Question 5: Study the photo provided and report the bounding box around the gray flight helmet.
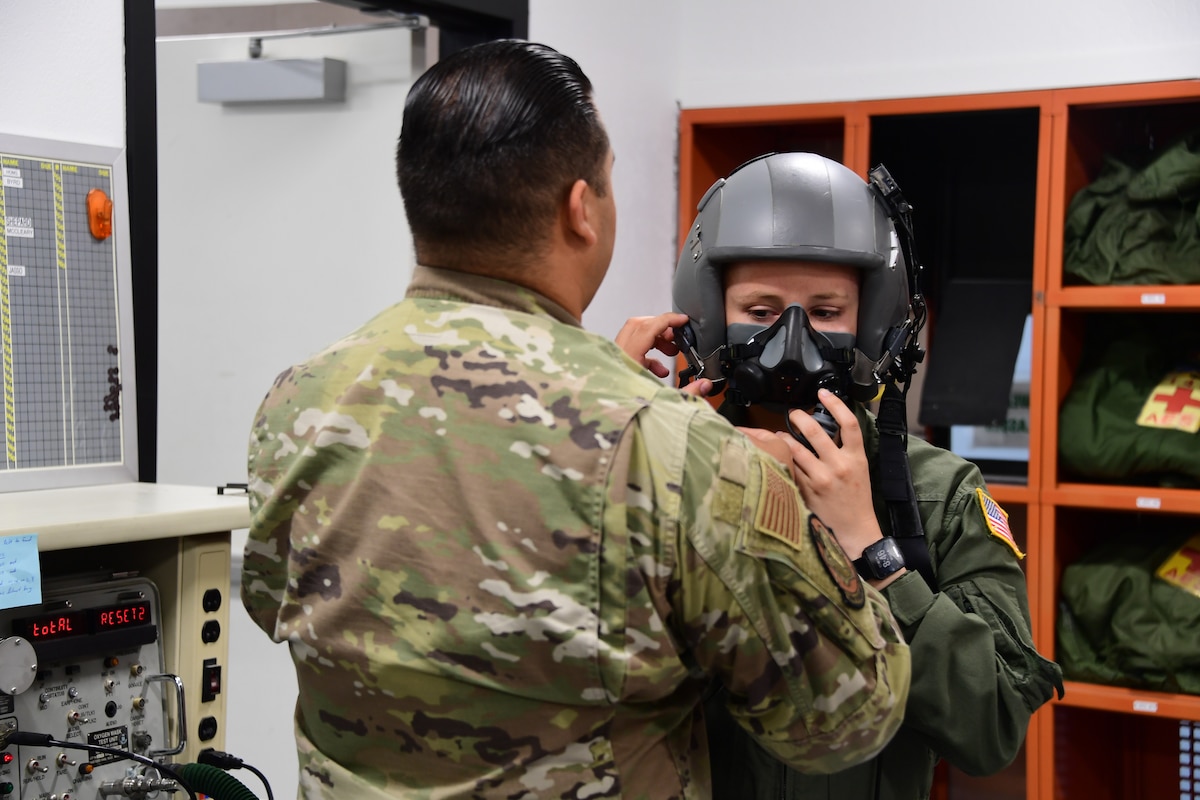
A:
[673,151,912,395]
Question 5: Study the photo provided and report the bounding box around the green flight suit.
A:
[242,266,911,800]
[706,403,1063,800]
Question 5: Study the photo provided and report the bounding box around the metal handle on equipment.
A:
[145,673,187,757]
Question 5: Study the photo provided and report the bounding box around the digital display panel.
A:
[12,601,152,641]
[14,610,89,642]
[93,601,151,631]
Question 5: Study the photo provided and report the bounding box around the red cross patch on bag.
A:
[1136,371,1200,434]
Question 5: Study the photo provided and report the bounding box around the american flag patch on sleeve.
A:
[756,460,806,548]
[976,487,1024,559]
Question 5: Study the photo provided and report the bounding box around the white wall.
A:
[675,0,1200,107]
[529,0,684,340]
[0,0,125,145]
[532,0,1200,334]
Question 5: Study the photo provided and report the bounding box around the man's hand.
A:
[615,312,712,397]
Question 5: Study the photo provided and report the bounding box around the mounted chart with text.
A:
[0,134,137,491]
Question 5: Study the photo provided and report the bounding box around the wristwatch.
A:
[853,537,906,580]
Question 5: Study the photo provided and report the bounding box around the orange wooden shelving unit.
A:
[1036,78,1200,800]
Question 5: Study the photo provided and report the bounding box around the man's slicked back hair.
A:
[396,39,610,268]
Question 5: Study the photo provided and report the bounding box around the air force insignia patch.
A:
[810,516,865,609]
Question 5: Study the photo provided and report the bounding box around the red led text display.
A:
[12,601,152,642]
[95,602,151,630]
[19,610,88,641]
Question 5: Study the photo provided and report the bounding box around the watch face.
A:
[865,537,905,578]
[874,541,901,573]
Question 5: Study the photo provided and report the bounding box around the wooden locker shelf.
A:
[1046,484,1200,514]
[989,484,1035,506]
[1050,284,1200,309]
[1058,682,1200,720]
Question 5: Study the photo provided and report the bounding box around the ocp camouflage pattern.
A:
[242,265,911,799]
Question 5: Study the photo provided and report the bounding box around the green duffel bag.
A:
[1058,535,1200,695]
[1058,316,1200,488]
[1063,128,1200,286]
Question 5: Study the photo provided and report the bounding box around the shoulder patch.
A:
[754,459,806,547]
[809,516,865,609]
[976,487,1024,559]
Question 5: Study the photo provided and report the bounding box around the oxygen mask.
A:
[723,304,856,449]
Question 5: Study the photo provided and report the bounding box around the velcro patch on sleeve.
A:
[717,435,751,486]
[713,437,752,525]
[713,480,745,526]
[976,487,1024,559]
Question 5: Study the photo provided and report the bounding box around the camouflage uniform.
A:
[707,404,1064,800]
[242,266,911,800]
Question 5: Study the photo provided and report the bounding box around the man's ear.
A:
[565,178,598,247]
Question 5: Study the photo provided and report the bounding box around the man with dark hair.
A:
[242,42,910,799]
[395,39,612,272]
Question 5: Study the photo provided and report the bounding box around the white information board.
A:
[0,133,137,491]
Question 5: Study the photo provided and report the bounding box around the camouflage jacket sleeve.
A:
[876,434,1064,776]
[627,393,912,775]
[241,392,291,640]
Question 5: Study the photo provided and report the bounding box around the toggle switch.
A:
[201,659,222,702]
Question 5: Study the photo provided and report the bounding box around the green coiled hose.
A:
[176,762,260,800]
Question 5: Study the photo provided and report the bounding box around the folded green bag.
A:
[1063,128,1200,286]
[1058,535,1200,695]
[1058,317,1200,488]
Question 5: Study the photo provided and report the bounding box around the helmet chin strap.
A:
[875,376,938,591]
[864,289,935,592]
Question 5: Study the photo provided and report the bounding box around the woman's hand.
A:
[775,389,885,561]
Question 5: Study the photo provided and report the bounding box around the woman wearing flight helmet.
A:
[664,152,1063,799]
